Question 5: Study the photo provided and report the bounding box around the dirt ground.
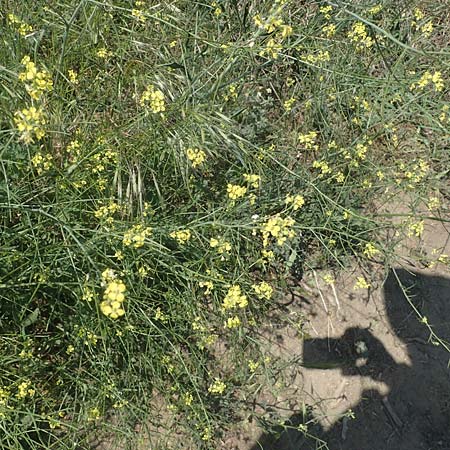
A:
[222,203,450,450]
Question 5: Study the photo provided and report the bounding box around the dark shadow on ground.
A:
[250,268,450,450]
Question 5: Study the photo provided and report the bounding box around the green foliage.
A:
[0,0,448,448]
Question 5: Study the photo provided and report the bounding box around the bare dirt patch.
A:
[223,210,450,450]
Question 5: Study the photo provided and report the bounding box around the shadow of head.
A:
[302,268,450,377]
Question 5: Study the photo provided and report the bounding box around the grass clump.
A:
[0,0,448,449]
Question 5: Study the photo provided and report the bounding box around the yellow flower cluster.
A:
[261,214,295,247]
[259,38,284,59]
[223,83,238,101]
[210,237,231,255]
[199,280,214,295]
[347,22,374,50]
[227,183,247,200]
[407,220,424,238]
[319,5,333,20]
[123,224,152,248]
[88,407,101,421]
[94,201,120,223]
[283,97,296,111]
[19,56,53,100]
[363,242,379,258]
[75,325,99,345]
[225,316,241,329]
[285,194,305,210]
[82,286,95,302]
[304,50,330,64]
[7,13,32,36]
[186,148,206,167]
[252,281,273,300]
[31,152,53,175]
[312,160,331,178]
[261,249,275,262]
[16,380,35,400]
[14,106,46,144]
[254,3,292,60]
[243,173,261,189]
[211,1,222,17]
[412,9,433,37]
[140,84,165,113]
[0,386,11,418]
[101,275,126,319]
[397,159,429,188]
[96,47,112,58]
[440,105,449,123]
[131,8,147,23]
[321,23,336,38]
[298,131,318,150]
[68,69,79,84]
[248,359,260,372]
[354,276,371,290]
[208,378,226,394]
[410,71,444,92]
[355,143,368,160]
[170,229,191,244]
[222,285,248,310]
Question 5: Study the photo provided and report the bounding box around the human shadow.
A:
[250,268,450,450]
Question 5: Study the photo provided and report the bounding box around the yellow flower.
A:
[285,194,305,210]
[252,281,273,300]
[14,106,46,143]
[96,47,112,58]
[323,273,335,285]
[7,14,32,36]
[261,214,295,247]
[209,237,231,255]
[186,148,206,167]
[68,69,79,84]
[319,5,333,20]
[66,345,75,355]
[421,21,433,36]
[298,131,318,150]
[283,97,296,111]
[199,280,214,295]
[183,392,193,406]
[363,242,379,258]
[123,224,152,248]
[243,173,261,189]
[222,285,248,310]
[16,380,35,399]
[354,277,370,290]
[368,4,383,15]
[140,84,165,113]
[224,315,241,329]
[312,160,331,177]
[101,278,126,319]
[407,220,424,238]
[208,378,226,394]
[227,183,247,200]
[261,249,275,262]
[31,152,53,175]
[411,71,444,92]
[131,8,147,23]
[248,359,260,372]
[170,229,191,244]
[259,38,283,59]
[347,22,374,50]
[88,407,101,421]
